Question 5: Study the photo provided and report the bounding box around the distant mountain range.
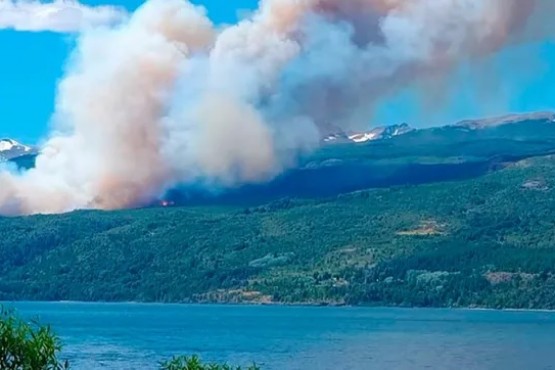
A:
[5,110,555,189]
[6,110,555,202]
[4,112,555,163]
[322,111,555,144]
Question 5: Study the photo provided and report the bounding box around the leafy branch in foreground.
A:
[160,355,260,370]
[0,307,69,370]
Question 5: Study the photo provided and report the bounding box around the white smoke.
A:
[0,0,548,215]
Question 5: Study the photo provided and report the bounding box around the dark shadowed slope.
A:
[168,114,555,205]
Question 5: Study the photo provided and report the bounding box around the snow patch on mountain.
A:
[0,139,35,160]
[324,123,414,144]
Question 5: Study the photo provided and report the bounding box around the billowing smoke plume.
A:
[0,0,548,215]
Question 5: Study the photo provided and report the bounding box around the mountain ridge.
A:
[322,111,555,144]
[4,111,555,162]
[454,111,555,130]
[6,110,555,206]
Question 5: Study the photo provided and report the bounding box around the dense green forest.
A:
[1,153,555,309]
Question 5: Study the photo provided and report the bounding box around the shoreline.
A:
[3,300,555,314]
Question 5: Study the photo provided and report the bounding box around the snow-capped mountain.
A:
[323,112,555,145]
[324,123,414,143]
[0,139,36,160]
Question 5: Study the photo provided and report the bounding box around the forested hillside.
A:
[1,155,555,309]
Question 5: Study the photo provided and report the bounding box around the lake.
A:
[4,302,555,369]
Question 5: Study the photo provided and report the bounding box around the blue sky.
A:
[1,0,554,143]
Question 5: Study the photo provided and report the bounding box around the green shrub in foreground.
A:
[160,355,260,370]
[0,307,69,370]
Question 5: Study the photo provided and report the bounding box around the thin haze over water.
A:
[6,302,555,370]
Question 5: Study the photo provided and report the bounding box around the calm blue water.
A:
[4,302,555,370]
